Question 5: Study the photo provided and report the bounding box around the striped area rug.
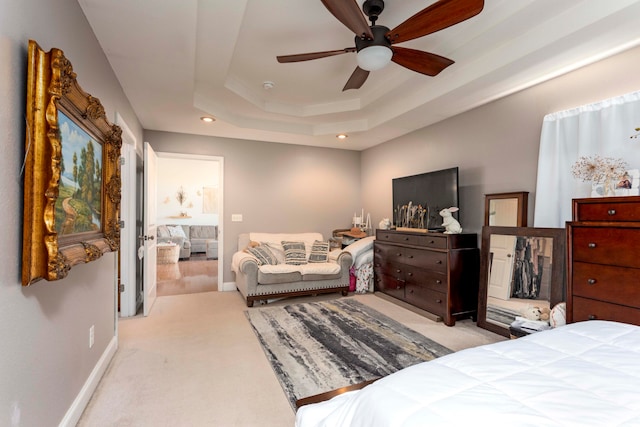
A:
[245,298,452,409]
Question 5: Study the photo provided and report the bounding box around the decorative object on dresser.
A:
[484,191,528,227]
[566,196,640,326]
[373,229,479,326]
[477,226,566,338]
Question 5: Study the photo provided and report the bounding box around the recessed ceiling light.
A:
[200,116,215,123]
[336,134,348,140]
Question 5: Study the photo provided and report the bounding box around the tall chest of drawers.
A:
[374,229,479,326]
[566,196,640,325]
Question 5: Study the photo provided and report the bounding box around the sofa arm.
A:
[232,251,260,303]
[335,250,353,273]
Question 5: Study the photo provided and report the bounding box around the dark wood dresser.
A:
[373,229,479,326]
[566,196,640,325]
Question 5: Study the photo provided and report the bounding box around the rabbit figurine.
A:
[439,207,462,234]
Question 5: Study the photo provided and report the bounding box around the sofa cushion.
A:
[190,225,217,239]
[308,240,330,263]
[168,225,187,239]
[282,241,307,265]
[257,262,341,284]
[246,246,278,266]
[157,225,171,238]
[249,232,323,254]
[258,269,302,285]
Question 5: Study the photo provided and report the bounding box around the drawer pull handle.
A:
[435,299,442,304]
[396,253,402,257]
[587,278,597,285]
[607,209,616,216]
[407,272,413,277]
[588,242,597,249]
[429,240,435,244]
[396,286,401,290]
[409,289,414,294]
[407,255,414,259]
[435,279,442,284]
[404,237,409,241]
[396,269,401,273]
[436,260,443,264]
[588,314,597,320]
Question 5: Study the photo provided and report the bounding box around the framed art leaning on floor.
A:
[22,40,122,286]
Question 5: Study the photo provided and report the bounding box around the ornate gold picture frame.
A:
[22,40,122,286]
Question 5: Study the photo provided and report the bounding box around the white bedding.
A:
[296,321,640,427]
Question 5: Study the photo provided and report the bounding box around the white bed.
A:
[295,321,640,427]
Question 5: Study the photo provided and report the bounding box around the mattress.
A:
[295,321,640,427]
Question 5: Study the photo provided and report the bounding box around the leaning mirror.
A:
[477,226,565,337]
[484,192,528,227]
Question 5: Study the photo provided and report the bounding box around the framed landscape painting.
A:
[22,40,122,286]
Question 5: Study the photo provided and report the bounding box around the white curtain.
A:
[534,90,640,227]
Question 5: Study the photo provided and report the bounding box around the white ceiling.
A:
[78,0,640,151]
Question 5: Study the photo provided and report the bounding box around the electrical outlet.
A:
[89,325,95,348]
[231,214,243,222]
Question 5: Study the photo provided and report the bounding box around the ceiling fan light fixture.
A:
[357,45,392,72]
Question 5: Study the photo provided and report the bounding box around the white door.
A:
[487,234,517,301]
[119,143,137,317]
[143,142,158,316]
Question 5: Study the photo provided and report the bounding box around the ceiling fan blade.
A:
[321,0,374,39]
[342,67,370,91]
[391,46,454,77]
[387,0,484,44]
[277,48,356,63]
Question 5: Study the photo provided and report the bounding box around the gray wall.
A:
[1,0,142,424]
[361,45,640,236]
[145,131,362,283]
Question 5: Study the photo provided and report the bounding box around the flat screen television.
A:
[392,167,459,231]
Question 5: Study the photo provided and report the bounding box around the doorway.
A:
[154,152,224,297]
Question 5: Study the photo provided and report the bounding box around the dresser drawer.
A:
[572,262,640,308]
[572,296,640,325]
[376,231,447,249]
[373,268,404,299]
[573,197,640,222]
[405,286,446,317]
[402,247,447,272]
[571,227,640,268]
[404,265,447,292]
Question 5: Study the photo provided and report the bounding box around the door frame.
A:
[116,113,139,318]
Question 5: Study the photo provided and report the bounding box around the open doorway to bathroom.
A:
[155,152,223,297]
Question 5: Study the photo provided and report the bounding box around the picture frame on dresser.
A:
[22,40,122,286]
[477,226,566,337]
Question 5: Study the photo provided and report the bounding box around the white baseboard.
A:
[59,336,118,427]
[221,281,236,292]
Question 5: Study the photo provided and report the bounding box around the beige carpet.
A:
[78,292,504,426]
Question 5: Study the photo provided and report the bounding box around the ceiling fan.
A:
[277,0,484,91]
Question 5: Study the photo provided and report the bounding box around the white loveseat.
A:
[231,232,353,307]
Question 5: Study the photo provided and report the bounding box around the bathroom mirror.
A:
[477,226,565,338]
[484,192,529,227]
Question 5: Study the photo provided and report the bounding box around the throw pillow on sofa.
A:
[282,241,307,265]
[246,246,278,266]
[308,240,330,263]
[168,225,187,238]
